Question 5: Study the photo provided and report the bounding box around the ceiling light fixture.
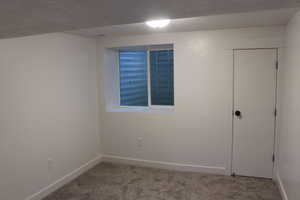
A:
[145,19,170,28]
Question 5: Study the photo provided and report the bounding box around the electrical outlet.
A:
[48,158,54,171]
[137,137,143,147]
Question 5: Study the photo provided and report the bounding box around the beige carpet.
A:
[43,162,281,200]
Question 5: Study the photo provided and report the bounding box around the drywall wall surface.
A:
[97,26,285,175]
[277,10,300,200]
[0,33,100,200]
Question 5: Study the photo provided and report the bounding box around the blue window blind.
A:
[119,51,148,106]
[150,50,174,105]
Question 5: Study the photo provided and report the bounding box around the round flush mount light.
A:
[145,19,170,28]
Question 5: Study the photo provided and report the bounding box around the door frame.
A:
[230,48,279,178]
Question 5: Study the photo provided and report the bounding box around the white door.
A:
[232,49,277,178]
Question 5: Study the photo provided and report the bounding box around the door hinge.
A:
[274,108,277,117]
[276,61,279,70]
[272,154,275,162]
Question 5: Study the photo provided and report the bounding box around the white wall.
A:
[276,11,300,200]
[0,33,101,200]
[97,26,285,175]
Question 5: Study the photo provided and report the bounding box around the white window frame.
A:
[118,47,174,112]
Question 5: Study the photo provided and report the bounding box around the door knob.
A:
[235,110,241,117]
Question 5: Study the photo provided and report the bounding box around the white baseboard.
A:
[275,172,288,200]
[102,155,226,175]
[25,155,102,200]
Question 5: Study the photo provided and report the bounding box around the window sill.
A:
[106,106,174,113]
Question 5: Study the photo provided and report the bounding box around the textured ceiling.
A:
[69,8,298,37]
[0,0,300,39]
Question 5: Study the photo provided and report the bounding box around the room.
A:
[0,1,299,200]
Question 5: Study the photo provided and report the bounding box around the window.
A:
[119,51,148,106]
[119,49,174,107]
[150,50,174,105]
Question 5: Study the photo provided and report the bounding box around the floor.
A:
[43,162,281,200]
